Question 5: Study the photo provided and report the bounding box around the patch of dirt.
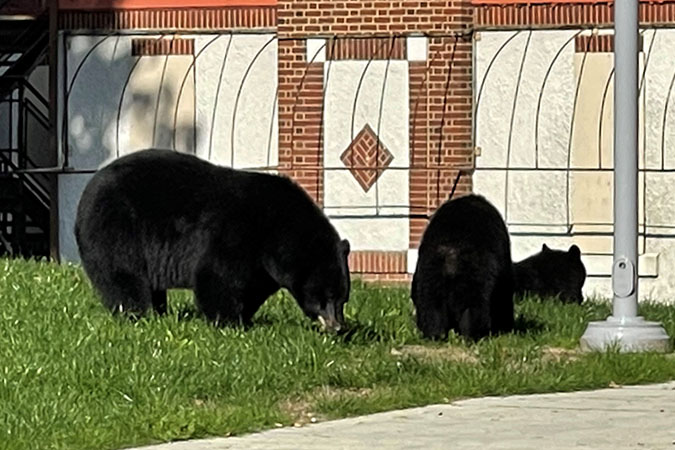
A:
[280,386,377,427]
[279,396,323,428]
[391,345,479,364]
[540,346,580,363]
[314,386,374,400]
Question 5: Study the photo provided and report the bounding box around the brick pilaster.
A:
[409,34,473,248]
[277,0,474,276]
[278,38,325,203]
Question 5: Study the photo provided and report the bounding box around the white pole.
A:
[580,0,671,352]
[612,0,640,317]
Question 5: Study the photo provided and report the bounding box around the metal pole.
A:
[48,0,60,261]
[613,0,639,317]
[580,0,670,352]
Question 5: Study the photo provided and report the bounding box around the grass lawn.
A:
[1,258,674,450]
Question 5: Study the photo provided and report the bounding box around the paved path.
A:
[131,382,675,450]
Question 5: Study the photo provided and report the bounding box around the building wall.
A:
[56,1,475,282]
[276,0,474,280]
[474,27,675,301]
[58,31,278,261]
[57,0,276,8]
[474,0,675,29]
[50,0,675,299]
[322,59,410,251]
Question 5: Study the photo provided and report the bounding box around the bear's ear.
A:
[569,244,581,258]
[542,243,550,252]
[340,239,351,256]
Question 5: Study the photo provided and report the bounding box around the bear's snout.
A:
[317,304,343,333]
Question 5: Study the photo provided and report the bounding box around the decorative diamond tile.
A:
[340,124,394,192]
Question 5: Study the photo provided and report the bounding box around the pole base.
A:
[580,316,672,353]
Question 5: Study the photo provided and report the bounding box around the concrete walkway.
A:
[132,382,675,450]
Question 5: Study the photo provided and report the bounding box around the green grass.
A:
[1,258,674,450]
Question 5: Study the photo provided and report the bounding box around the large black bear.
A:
[75,149,351,331]
[513,244,586,304]
[411,194,514,340]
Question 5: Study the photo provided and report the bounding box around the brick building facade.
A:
[471,0,675,301]
[275,1,474,281]
[8,0,675,297]
[52,0,476,282]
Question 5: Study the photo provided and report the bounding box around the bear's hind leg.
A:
[97,271,152,317]
[415,295,452,340]
[458,300,492,341]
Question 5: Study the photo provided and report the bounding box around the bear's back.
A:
[84,150,231,214]
[78,150,287,228]
[513,246,586,303]
[420,194,509,256]
[75,149,336,260]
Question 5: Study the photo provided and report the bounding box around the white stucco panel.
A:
[306,38,326,63]
[473,28,675,302]
[643,29,675,170]
[645,172,675,229]
[473,170,507,213]
[65,35,136,168]
[117,53,195,155]
[58,174,93,262]
[59,33,278,261]
[323,60,410,250]
[332,218,409,252]
[194,34,278,169]
[475,30,577,169]
[506,170,568,225]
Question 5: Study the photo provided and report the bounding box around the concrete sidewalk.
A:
[132,382,675,450]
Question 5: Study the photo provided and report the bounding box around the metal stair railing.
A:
[0,17,48,99]
[0,77,51,229]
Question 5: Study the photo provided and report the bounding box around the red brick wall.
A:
[327,37,406,60]
[474,2,675,28]
[278,0,471,36]
[58,0,276,9]
[349,251,407,274]
[59,1,475,280]
[356,272,412,283]
[131,37,195,56]
[277,0,475,258]
[409,35,473,248]
[59,6,277,29]
[350,249,411,283]
[277,39,325,203]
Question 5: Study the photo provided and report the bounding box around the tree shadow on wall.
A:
[65,33,202,170]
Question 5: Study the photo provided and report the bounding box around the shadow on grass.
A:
[513,314,546,335]
[168,304,317,333]
[170,304,202,322]
[167,301,545,346]
[337,323,381,343]
[336,320,414,345]
[336,315,547,345]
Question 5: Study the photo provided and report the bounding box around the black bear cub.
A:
[411,194,514,341]
[513,244,586,304]
[75,149,351,331]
